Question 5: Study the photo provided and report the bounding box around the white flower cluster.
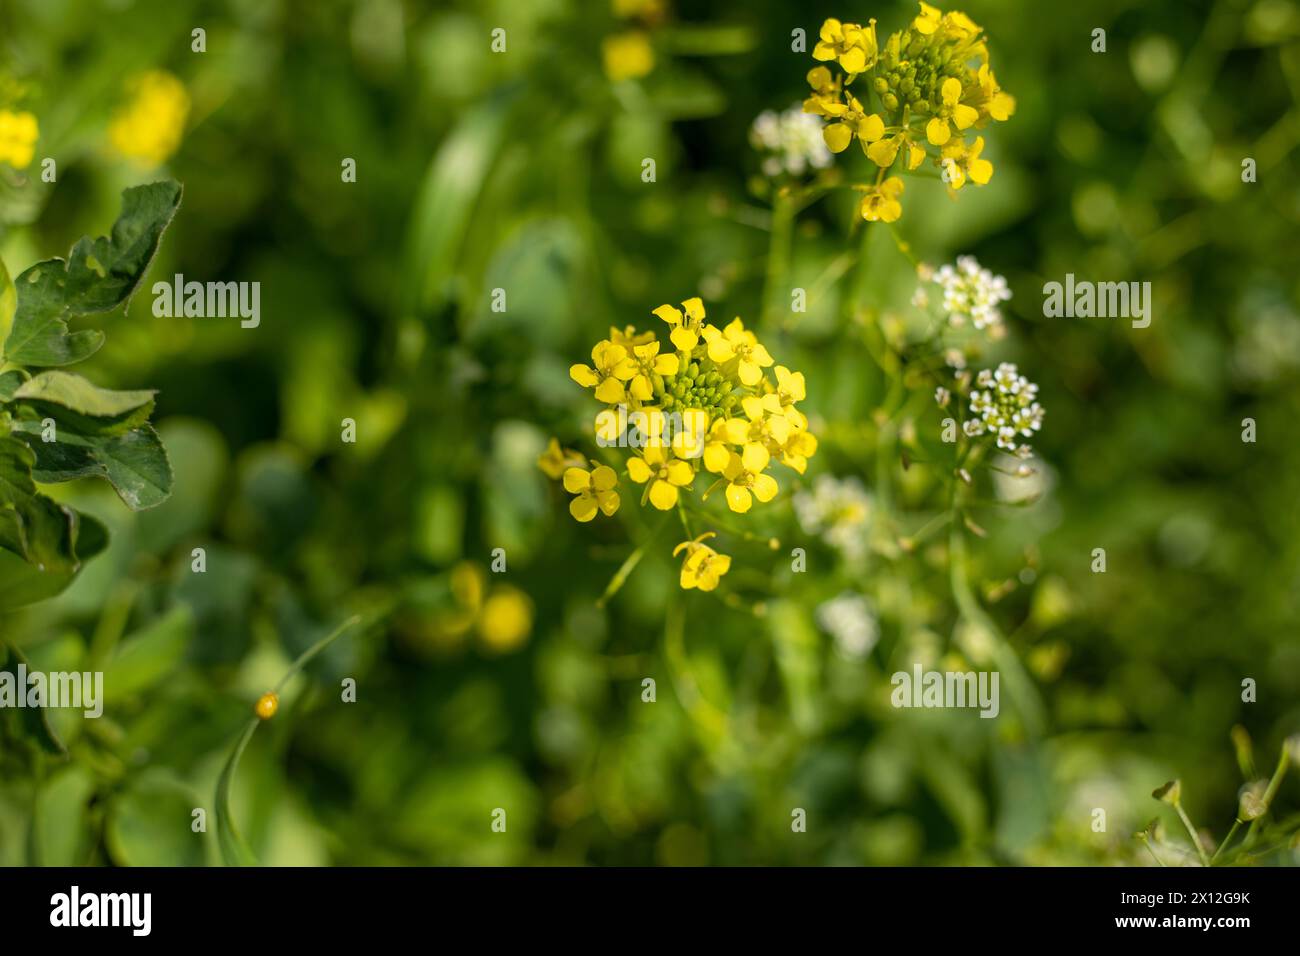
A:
[750,105,833,178]
[816,592,879,660]
[963,362,1045,457]
[793,474,872,562]
[930,255,1011,331]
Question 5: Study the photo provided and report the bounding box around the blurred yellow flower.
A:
[564,464,621,521]
[477,585,534,653]
[538,438,586,480]
[941,135,993,189]
[857,176,904,222]
[674,532,731,591]
[0,109,38,168]
[108,70,189,167]
[812,18,877,75]
[602,31,655,83]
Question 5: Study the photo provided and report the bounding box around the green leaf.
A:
[0,513,106,611]
[106,770,206,866]
[0,435,78,572]
[102,605,193,702]
[0,256,14,344]
[0,369,27,402]
[216,615,362,866]
[14,422,172,510]
[12,370,156,435]
[2,181,182,367]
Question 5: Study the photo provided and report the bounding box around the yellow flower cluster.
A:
[804,2,1015,221]
[0,109,38,168]
[541,299,818,591]
[108,71,190,167]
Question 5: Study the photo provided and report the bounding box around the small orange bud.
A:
[254,692,278,720]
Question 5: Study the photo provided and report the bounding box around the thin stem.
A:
[1210,818,1243,864]
[761,188,795,332]
[1244,742,1291,847]
[1174,802,1211,866]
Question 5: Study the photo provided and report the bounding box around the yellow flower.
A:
[478,585,533,653]
[724,394,791,457]
[627,444,693,510]
[564,464,621,521]
[653,297,709,351]
[0,110,38,168]
[972,64,1015,123]
[703,317,774,387]
[925,77,979,146]
[669,408,710,461]
[770,365,809,429]
[609,324,656,349]
[857,176,905,222]
[866,130,926,170]
[570,340,637,403]
[674,532,732,591]
[701,418,733,473]
[815,95,885,155]
[941,135,993,189]
[812,18,878,75]
[108,70,189,166]
[538,438,586,480]
[780,426,819,474]
[720,445,779,513]
[913,2,943,35]
[603,31,655,83]
[628,340,680,401]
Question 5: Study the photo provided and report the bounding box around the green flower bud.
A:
[883,93,899,111]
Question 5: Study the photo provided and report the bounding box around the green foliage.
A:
[0,182,178,607]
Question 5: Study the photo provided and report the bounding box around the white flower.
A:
[931,255,1011,331]
[964,362,1045,454]
[816,592,878,660]
[750,105,833,178]
[934,386,950,406]
[793,474,872,561]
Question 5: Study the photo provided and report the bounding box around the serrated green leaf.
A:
[11,371,156,434]
[0,507,106,612]
[14,422,172,510]
[0,435,78,572]
[3,181,182,367]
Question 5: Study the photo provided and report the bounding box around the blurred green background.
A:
[1,0,1298,866]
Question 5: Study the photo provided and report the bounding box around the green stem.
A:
[761,188,795,332]
[1244,742,1291,847]
[1174,802,1210,866]
[1210,818,1243,864]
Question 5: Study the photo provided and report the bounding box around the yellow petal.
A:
[926,117,950,146]
[752,473,779,503]
[599,490,620,515]
[724,418,750,445]
[591,465,618,491]
[570,364,600,387]
[665,459,694,486]
[570,496,598,522]
[627,457,652,483]
[670,326,698,351]
[655,353,679,375]
[707,336,736,363]
[941,77,962,106]
[953,103,979,130]
[563,467,591,493]
[652,304,682,326]
[823,122,852,154]
[741,443,770,473]
[704,443,731,473]
[866,137,899,167]
[969,158,993,184]
[839,47,867,74]
[682,297,705,322]
[725,484,752,514]
[738,360,762,387]
[630,375,653,401]
[594,378,626,403]
[648,480,679,510]
[858,113,885,142]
